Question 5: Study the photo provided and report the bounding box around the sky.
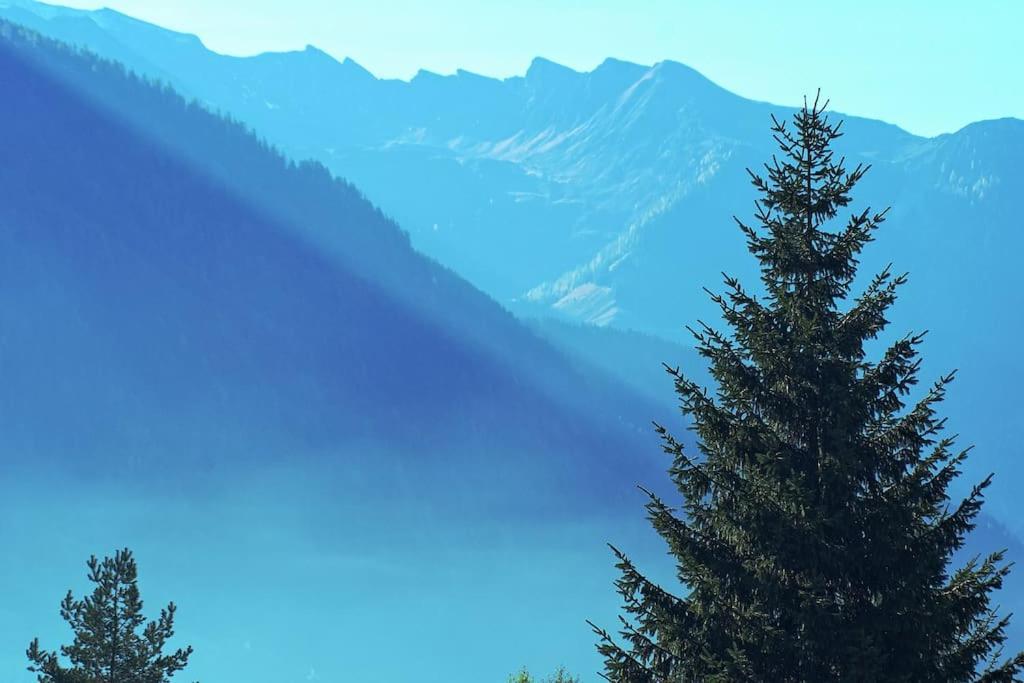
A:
[44,0,1024,138]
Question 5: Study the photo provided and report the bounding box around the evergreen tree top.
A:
[27,548,195,683]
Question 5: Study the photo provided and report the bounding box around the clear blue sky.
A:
[57,0,1021,137]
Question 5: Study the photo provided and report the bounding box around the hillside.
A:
[0,17,667,481]
[0,22,677,681]
[12,0,1017,527]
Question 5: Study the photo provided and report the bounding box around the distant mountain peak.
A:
[296,43,341,62]
[593,56,647,76]
[411,68,444,83]
[651,59,711,82]
[340,56,375,79]
[525,56,580,81]
[952,116,1024,137]
[454,67,494,82]
[296,43,355,68]
[250,44,379,84]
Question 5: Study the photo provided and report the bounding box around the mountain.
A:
[9,0,1017,525]
[2,2,1023,675]
[0,16,666,478]
[0,1,922,303]
[0,20,676,683]
[2,2,1011,309]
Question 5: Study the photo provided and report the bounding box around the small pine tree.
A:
[590,93,1024,681]
[27,548,194,683]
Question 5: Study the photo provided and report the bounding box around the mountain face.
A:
[0,0,923,304]
[0,16,674,500]
[14,0,1017,523]
[0,20,692,682]
[1,1,1017,324]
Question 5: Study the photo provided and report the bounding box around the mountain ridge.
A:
[0,17,666,502]
[3,0,1022,515]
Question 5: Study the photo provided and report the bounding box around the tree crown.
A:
[27,548,194,683]
[591,93,1023,682]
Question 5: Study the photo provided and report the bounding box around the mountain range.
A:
[2,0,1018,519]
[0,0,928,307]
[0,16,667,488]
[0,18,681,682]
[1,1,1022,680]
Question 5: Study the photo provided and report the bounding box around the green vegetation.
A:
[507,666,580,683]
[27,548,194,683]
[591,94,1024,681]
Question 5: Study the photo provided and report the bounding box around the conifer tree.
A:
[590,93,1024,682]
[27,548,194,683]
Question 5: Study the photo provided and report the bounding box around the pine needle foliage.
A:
[27,548,194,683]
[590,93,1024,682]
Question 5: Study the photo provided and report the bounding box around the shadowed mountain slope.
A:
[0,19,664,509]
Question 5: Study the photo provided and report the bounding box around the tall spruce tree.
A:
[27,548,194,683]
[590,94,1024,682]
